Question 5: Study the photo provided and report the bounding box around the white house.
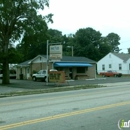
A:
[97,52,130,75]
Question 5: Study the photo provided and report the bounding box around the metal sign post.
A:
[46,40,49,85]
[46,41,62,86]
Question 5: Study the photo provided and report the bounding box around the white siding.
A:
[126,59,130,74]
[97,52,128,74]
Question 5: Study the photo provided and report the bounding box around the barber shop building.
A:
[16,55,96,80]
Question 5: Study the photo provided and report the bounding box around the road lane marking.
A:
[1,87,130,106]
[0,101,130,130]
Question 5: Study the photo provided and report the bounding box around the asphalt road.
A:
[0,83,130,130]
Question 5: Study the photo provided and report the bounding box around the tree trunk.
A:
[2,37,10,84]
[2,58,10,84]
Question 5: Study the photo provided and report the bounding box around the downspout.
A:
[94,63,96,79]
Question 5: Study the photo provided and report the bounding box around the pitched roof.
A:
[61,56,96,63]
[18,55,96,66]
[39,55,96,63]
[17,59,32,66]
[112,53,130,61]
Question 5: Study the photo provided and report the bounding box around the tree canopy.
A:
[73,28,102,61]
[0,0,122,84]
[106,33,121,52]
[128,48,130,54]
[16,15,49,61]
[0,0,52,84]
[72,28,121,61]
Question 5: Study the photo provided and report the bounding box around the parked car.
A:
[100,70,122,77]
[32,69,57,81]
[0,69,16,79]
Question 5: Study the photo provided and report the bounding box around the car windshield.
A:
[37,70,46,74]
[42,71,46,74]
[37,70,42,74]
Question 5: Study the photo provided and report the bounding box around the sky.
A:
[41,0,130,53]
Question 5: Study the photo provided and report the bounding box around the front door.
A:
[69,68,73,79]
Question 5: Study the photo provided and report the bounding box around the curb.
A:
[0,84,105,98]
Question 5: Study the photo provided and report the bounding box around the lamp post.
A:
[67,46,73,56]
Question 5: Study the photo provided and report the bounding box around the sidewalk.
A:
[0,86,31,94]
[0,79,71,95]
[98,81,130,87]
[1,79,130,95]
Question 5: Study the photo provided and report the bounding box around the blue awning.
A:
[54,62,92,67]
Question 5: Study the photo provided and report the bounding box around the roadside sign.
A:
[50,45,62,60]
[49,71,65,83]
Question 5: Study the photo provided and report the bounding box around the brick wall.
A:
[31,62,53,74]
[87,64,96,78]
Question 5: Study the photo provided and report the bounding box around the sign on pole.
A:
[49,71,65,83]
[50,45,62,60]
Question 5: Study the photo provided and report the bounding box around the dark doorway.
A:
[69,68,73,79]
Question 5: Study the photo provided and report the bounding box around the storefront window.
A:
[56,67,64,71]
[77,67,86,73]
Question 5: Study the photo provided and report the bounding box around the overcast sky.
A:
[42,0,130,53]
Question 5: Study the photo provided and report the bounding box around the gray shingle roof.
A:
[17,60,32,66]
[112,53,130,61]
[40,55,96,63]
[18,55,96,66]
[61,56,96,63]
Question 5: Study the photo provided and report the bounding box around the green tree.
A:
[0,0,52,84]
[128,48,130,54]
[47,29,74,56]
[98,37,112,59]
[48,29,63,43]
[16,15,49,61]
[73,27,102,61]
[62,34,75,56]
[106,33,121,52]
[17,29,64,62]
[69,28,121,61]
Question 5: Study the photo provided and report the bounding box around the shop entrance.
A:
[69,68,73,79]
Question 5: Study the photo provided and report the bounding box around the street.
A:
[0,82,130,130]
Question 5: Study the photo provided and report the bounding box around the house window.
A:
[102,64,105,70]
[56,67,64,71]
[109,64,112,68]
[77,67,86,73]
[129,64,130,70]
[119,64,122,70]
[109,54,111,58]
